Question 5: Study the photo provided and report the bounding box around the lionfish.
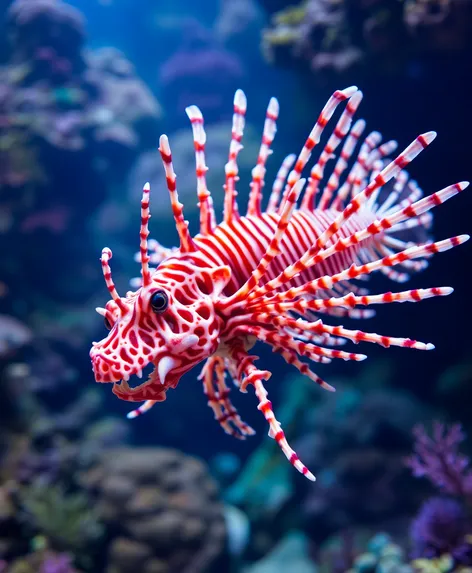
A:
[90,86,469,481]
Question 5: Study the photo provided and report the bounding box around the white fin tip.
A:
[422,131,437,144]
[159,134,170,152]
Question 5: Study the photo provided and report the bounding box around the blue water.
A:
[1,0,471,571]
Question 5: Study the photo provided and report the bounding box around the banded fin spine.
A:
[159,135,196,253]
[224,89,247,223]
[186,104,216,235]
[247,96,279,217]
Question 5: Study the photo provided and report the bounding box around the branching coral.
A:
[405,422,472,500]
[405,421,472,570]
[20,482,103,551]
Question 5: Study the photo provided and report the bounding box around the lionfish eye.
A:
[104,317,112,330]
[150,290,168,313]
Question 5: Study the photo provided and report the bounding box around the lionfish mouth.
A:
[113,355,178,393]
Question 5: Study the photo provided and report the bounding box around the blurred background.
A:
[0,0,471,572]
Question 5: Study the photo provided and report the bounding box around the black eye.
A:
[150,290,168,313]
[104,317,112,330]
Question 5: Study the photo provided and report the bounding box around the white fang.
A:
[158,356,177,385]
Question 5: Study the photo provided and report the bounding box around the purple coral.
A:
[159,20,244,126]
[40,553,74,573]
[405,422,472,498]
[410,496,472,564]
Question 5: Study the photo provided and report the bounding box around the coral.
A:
[214,0,263,43]
[347,533,413,573]
[0,315,32,358]
[0,0,162,336]
[411,554,455,573]
[1,0,161,224]
[226,367,430,559]
[80,448,227,573]
[404,0,472,54]
[295,381,430,545]
[405,422,472,499]
[260,0,472,85]
[7,0,85,78]
[2,549,82,573]
[39,552,75,573]
[159,20,244,126]
[0,128,46,194]
[410,497,472,564]
[84,47,161,152]
[262,0,363,81]
[20,482,103,551]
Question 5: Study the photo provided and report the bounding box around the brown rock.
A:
[102,476,135,502]
[127,512,182,546]
[108,537,152,570]
[126,486,165,515]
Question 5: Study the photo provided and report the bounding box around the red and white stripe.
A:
[120,86,469,482]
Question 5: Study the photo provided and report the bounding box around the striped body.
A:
[90,86,469,481]
[195,209,377,293]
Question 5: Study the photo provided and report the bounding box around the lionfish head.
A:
[89,182,231,402]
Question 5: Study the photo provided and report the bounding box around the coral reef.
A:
[261,0,472,85]
[295,384,432,544]
[1,0,471,572]
[225,366,432,561]
[159,19,244,126]
[80,448,227,573]
[7,0,86,78]
[2,0,160,177]
[0,0,162,317]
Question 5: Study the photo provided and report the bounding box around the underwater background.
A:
[1,0,472,571]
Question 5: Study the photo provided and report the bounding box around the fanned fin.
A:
[247,97,279,217]
[186,105,216,234]
[159,135,196,252]
[224,89,247,223]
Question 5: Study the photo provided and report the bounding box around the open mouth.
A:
[113,355,178,393]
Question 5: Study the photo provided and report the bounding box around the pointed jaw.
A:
[111,354,180,399]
